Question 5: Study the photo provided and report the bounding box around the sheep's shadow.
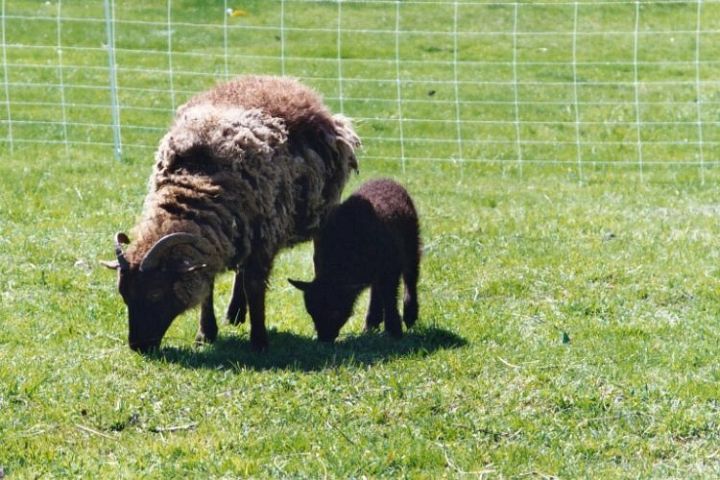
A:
[154,325,466,372]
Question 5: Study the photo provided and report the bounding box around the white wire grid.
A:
[0,0,718,178]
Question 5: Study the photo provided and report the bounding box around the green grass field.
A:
[2,1,720,478]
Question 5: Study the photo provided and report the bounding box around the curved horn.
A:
[139,232,211,272]
[115,232,131,271]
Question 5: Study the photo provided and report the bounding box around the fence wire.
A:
[1,0,718,180]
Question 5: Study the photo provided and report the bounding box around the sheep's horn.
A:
[115,232,131,271]
[140,232,211,272]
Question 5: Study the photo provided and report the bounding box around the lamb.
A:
[289,178,421,342]
[102,75,360,352]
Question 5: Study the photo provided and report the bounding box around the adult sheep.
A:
[103,75,360,353]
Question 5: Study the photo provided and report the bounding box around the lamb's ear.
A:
[288,278,312,291]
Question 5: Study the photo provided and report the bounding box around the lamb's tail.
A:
[331,114,361,174]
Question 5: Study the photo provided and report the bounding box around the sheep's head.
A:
[288,278,363,343]
[103,232,213,353]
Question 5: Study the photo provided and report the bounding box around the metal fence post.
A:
[104,0,122,161]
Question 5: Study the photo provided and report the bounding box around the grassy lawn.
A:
[2,0,720,478]
[3,153,720,478]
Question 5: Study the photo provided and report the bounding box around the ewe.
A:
[104,75,360,352]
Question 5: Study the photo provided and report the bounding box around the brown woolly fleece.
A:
[127,75,360,272]
[114,75,360,351]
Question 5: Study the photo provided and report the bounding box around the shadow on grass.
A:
[153,326,466,372]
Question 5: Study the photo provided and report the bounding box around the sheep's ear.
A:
[288,278,312,292]
[100,260,120,270]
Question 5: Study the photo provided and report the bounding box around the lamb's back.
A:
[316,179,418,281]
[353,179,418,224]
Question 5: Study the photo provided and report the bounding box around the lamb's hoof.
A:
[226,309,246,325]
[250,336,269,352]
[403,303,418,328]
[195,329,217,345]
[364,317,382,332]
[317,334,338,343]
[385,324,403,339]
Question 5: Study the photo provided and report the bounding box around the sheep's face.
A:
[115,268,184,352]
[118,268,211,353]
[104,232,214,353]
[289,279,362,342]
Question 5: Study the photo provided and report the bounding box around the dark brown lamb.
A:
[289,178,421,342]
[103,75,360,352]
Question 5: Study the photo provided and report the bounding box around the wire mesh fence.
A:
[1,0,718,179]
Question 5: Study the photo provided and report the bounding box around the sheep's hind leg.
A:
[195,283,218,345]
[402,263,419,328]
[381,273,403,339]
[226,270,247,325]
[364,284,384,332]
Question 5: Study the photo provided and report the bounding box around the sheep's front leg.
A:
[195,283,218,344]
[246,268,270,352]
[226,270,247,325]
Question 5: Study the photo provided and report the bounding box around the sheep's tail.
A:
[332,114,361,174]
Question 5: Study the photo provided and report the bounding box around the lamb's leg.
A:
[226,270,247,325]
[245,268,269,352]
[364,283,384,332]
[402,262,419,328]
[195,283,218,344]
[381,273,403,339]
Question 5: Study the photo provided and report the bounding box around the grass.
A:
[3,154,720,478]
[2,0,720,478]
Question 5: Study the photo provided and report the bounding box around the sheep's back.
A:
[182,75,336,138]
[148,105,296,248]
[132,76,359,269]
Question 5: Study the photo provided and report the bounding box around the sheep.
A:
[102,75,360,353]
[288,178,421,342]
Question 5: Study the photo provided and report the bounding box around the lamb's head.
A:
[103,232,214,353]
[288,278,363,342]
